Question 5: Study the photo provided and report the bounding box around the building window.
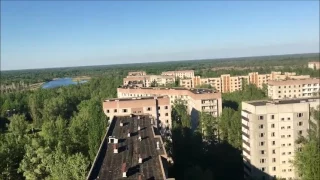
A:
[165,106,168,109]
[282,161,286,164]
[106,109,110,113]
[260,159,265,163]
[281,118,284,121]
[287,126,291,129]
[158,107,160,110]
[261,150,265,154]
[272,158,276,163]
[123,109,127,113]
[297,113,303,117]
[260,142,265,146]
[114,109,117,113]
[281,135,285,138]
[261,167,265,172]
[287,135,291,138]
[273,167,276,171]
[288,169,292,172]
[165,113,168,116]
[271,115,275,119]
[281,126,285,130]
[272,149,276,154]
[271,132,275,137]
[298,122,303,126]
[259,125,264,129]
[287,117,291,120]
[282,152,286,155]
[298,130,303,135]
[147,107,151,111]
[271,124,275,128]
[281,144,285,147]
[272,141,276,145]
[282,169,286,172]
[259,133,264,137]
[288,143,292,146]
[259,116,264,120]
[288,152,292,155]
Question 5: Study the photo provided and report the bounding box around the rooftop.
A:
[87,115,167,180]
[245,97,320,106]
[104,96,168,102]
[119,85,217,94]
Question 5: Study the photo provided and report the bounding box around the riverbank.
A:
[72,76,91,82]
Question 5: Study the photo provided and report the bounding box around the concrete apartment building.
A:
[117,86,222,126]
[308,61,320,70]
[161,70,195,79]
[124,75,176,87]
[103,96,172,129]
[242,98,320,180]
[268,78,320,100]
[180,71,311,93]
[128,71,147,76]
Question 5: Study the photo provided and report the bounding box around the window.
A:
[272,141,276,145]
[287,135,291,138]
[298,130,303,135]
[282,161,286,164]
[165,113,168,116]
[261,150,265,154]
[282,169,286,172]
[114,109,117,113]
[158,107,160,110]
[281,118,285,121]
[288,152,292,155]
[271,115,275,119]
[297,113,303,117]
[287,117,291,120]
[287,126,291,129]
[147,107,151,111]
[260,141,265,146]
[259,116,264,120]
[273,167,276,171]
[281,126,285,129]
[272,149,276,154]
[282,152,286,155]
[261,167,265,172]
[298,122,303,126]
[260,159,265,163]
[271,124,275,128]
[278,91,281,93]
[288,143,292,146]
[259,125,264,129]
[281,144,285,147]
[165,106,168,109]
[259,133,264,137]
[288,169,292,172]
[272,158,276,163]
[281,135,285,138]
[123,109,127,113]
[106,109,110,113]
[271,132,275,137]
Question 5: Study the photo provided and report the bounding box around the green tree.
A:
[8,114,28,138]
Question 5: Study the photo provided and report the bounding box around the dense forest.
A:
[1,53,319,180]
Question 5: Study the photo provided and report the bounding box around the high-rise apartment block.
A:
[308,61,320,70]
[242,98,320,180]
[268,78,320,100]
[180,71,310,93]
[117,86,222,125]
[103,96,172,128]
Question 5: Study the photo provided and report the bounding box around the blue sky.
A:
[1,1,319,70]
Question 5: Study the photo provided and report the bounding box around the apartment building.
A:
[242,98,320,180]
[180,72,311,93]
[161,70,195,79]
[308,61,320,70]
[268,78,320,100]
[103,96,172,128]
[123,75,176,87]
[128,71,147,76]
[117,86,222,127]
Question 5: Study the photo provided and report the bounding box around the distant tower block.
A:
[122,163,127,178]
[156,141,160,150]
[113,144,118,154]
[138,126,141,131]
[138,154,142,164]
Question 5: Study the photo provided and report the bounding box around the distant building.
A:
[117,86,222,128]
[308,61,320,70]
[86,115,174,180]
[180,71,311,93]
[128,71,147,76]
[103,96,172,128]
[161,70,195,79]
[268,78,320,100]
[123,75,176,87]
[242,98,320,180]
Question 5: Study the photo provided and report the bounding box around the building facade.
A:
[103,96,172,128]
[268,78,320,100]
[161,70,195,79]
[117,86,222,127]
[123,75,176,87]
[127,71,147,76]
[241,98,320,180]
[308,61,320,70]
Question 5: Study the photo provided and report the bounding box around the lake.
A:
[42,78,88,89]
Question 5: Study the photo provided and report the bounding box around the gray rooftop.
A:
[246,97,319,106]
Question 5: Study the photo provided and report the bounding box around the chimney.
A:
[138,154,142,164]
[113,144,118,154]
[122,163,127,178]
[156,141,160,150]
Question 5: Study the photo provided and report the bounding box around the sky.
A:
[1,1,319,70]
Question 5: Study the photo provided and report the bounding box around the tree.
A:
[294,105,320,180]
[7,114,28,138]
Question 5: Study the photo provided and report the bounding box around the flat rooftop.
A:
[104,96,168,102]
[88,115,166,180]
[119,85,217,94]
[245,97,319,106]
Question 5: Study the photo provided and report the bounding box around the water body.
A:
[42,78,88,89]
